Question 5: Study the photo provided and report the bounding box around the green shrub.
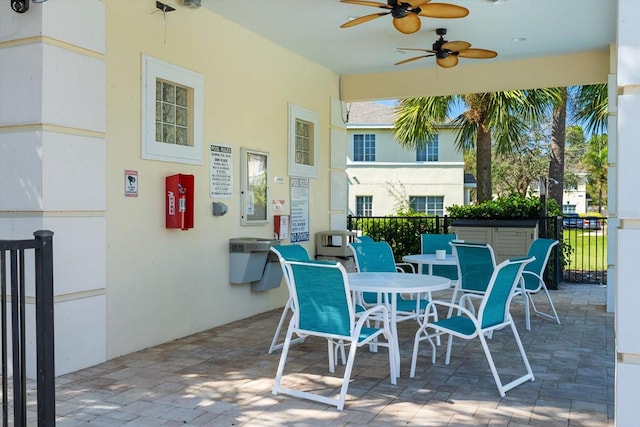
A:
[447,193,560,219]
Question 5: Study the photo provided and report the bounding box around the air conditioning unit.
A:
[184,0,201,7]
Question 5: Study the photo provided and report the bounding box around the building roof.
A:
[347,101,396,126]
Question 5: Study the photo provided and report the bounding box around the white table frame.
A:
[347,272,451,377]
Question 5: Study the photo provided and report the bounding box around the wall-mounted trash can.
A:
[229,238,281,288]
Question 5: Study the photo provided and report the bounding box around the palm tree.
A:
[573,83,608,136]
[547,87,567,209]
[584,134,608,214]
[394,91,559,203]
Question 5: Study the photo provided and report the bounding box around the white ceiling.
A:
[204,0,617,76]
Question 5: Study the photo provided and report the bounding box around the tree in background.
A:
[573,84,608,136]
[563,125,588,191]
[394,90,558,204]
[492,121,549,197]
[584,134,608,213]
[547,87,568,209]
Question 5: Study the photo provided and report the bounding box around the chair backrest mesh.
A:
[480,257,533,329]
[451,242,496,293]
[522,239,558,290]
[271,244,310,262]
[350,241,397,273]
[357,235,375,243]
[421,233,457,255]
[288,261,351,337]
[421,233,459,280]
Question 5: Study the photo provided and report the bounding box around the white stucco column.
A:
[0,1,107,375]
[615,0,640,424]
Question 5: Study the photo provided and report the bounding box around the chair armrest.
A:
[355,304,390,330]
[395,262,416,273]
[425,299,479,322]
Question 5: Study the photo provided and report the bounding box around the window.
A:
[563,204,577,214]
[353,134,376,161]
[241,148,269,225]
[142,55,203,165]
[289,104,319,178]
[156,80,190,146]
[356,196,373,217]
[410,196,444,216]
[416,135,439,162]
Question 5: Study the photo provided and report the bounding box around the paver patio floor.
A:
[20,283,614,426]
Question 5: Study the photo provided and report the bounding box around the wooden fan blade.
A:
[406,0,430,7]
[340,0,392,10]
[437,55,458,68]
[418,3,469,18]
[395,54,435,66]
[458,48,498,59]
[442,41,471,51]
[341,12,389,28]
[393,13,421,34]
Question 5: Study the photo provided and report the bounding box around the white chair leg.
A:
[523,291,531,331]
[268,300,292,354]
[540,285,561,324]
[528,284,561,325]
[327,340,336,373]
[478,330,507,397]
[444,334,454,365]
[269,299,305,353]
[273,320,295,396]
[336,341,359,411]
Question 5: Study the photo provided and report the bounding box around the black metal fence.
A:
[1,230,55,427]
[346,215,608,287]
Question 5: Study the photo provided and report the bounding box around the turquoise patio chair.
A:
[348,241,428,322]
[449,241,497,314]
[272,260,397,411]
[268,244,311,354]
[420,233,459,281]
[520,238,561,330]
[356,235,375,243]
[410,256,536,397]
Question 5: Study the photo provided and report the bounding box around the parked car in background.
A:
[583,217,603,230]
[563,213,583,229]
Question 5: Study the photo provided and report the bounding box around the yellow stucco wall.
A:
[104,1,338,358]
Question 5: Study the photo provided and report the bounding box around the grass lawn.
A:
[563,228,608,271]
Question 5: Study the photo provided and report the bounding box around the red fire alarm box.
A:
[166,174,194,230]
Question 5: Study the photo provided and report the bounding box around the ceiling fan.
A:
[340,0,469,35]
[395,28,498,68]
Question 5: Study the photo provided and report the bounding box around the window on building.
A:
[156,80,191,146]
[353,134,376,161]
[416,135,439,162]
[356,196,373,217]
[563,204,577,214]
[142,55,203,165]
[288,104,319,178]
[410,196,444,216]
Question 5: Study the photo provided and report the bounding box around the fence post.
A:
[34,230,55,425]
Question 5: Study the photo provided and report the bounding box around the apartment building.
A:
[345,101,470,217]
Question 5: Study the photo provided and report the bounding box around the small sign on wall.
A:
[125,170,138,197]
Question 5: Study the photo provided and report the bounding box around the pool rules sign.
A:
[210,143,232,198]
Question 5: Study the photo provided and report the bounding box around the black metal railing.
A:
[347,215,607,287]
[1,230,55,427]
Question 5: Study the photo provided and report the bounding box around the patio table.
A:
[348,272,451,377]
[402,253,457,275]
